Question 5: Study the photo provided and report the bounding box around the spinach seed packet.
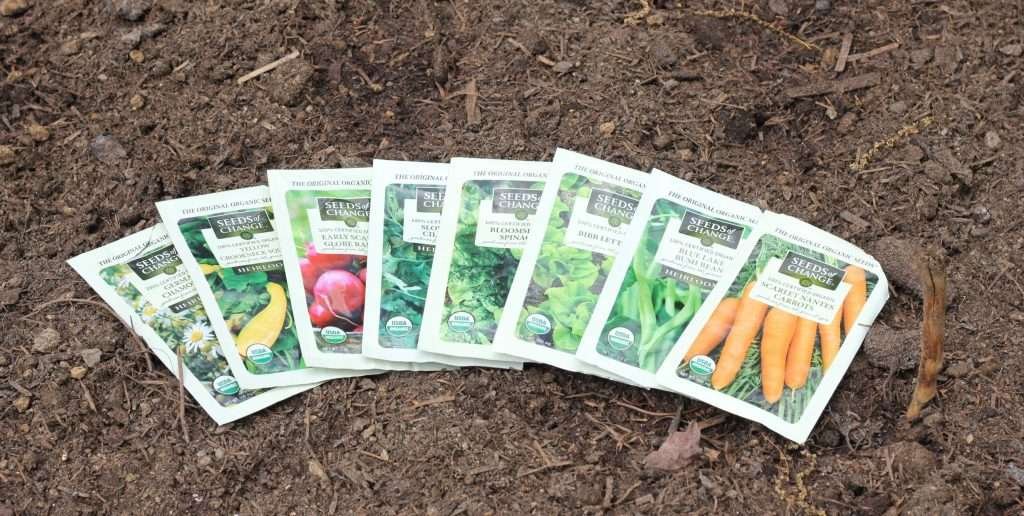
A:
[420,158,548,362]
[362,159,521,368]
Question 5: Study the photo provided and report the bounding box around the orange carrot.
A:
[819,310,842,371]
[711,282,769,390]
[842,265,867,334]
[784,317,817,390]
[683,297,739,363]
[760,308,798,404]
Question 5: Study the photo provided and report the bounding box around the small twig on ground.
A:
[906,251,947,420]
[516,460,573,479]
[613,399,676,417]
[835,33,853,72]
[464,78,481,126]
[79,380,97,412]
[667,400,684,433]
[624,0,651,25]
[236,50,300,85]
[784,71,881,98]
[408,394,455,410]
[847,42,900,63]
[177,344,190,443]
[22,297,153,372]
[850,116,933,171]
[691,8,821,52]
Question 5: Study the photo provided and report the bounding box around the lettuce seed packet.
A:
[493,149,648,381]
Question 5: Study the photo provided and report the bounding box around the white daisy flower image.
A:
[182,322,213,353]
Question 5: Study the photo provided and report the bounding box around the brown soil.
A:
[3,1,1023,514]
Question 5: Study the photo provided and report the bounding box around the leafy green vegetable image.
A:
[178,209,303,373]
[596,200,716,372]
[100,263,264,407]
[515,173,642,353]
[439,179,543,345]
[378,184,435,348]
[675,236,878,423]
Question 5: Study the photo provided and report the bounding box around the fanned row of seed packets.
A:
[68,148,888,443]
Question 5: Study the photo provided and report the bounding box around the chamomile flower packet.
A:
[68,224,314,424]
[157,186,382,389]
[267,169,442,372]
[655,212,888,443]
[363,159,521,368]
[419,158,549,362]
[577,169,763,388]
[493,149,648,381]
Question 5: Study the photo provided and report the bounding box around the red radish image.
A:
[308,302,335,327]
[314,270,365,319]
[306,243,354,271]
[299,258,319,292]
[299,243,367,335]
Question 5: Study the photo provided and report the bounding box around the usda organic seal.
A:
[386,316,413,337]
[212,375,240,396]
[321,326,347,345]
[524,313,552,335]
[607,327,635,350]
[447,312,475,333]
[689,355,716,376]
[245,344,274,365]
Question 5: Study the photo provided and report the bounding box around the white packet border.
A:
[363,159,522,369]
[267,169,437,372]
[67,224,316,425]
[577,169,763,388]
[419,158,549,362]
[157,186,381,389]
[493,148,648,382]
[654,211,889,443]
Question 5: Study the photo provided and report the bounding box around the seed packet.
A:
[157,186,381,389]
[268,169,433,372]
[655,212,889,443]
[493,149,648,379]
[577,169,763,387]
[363,159,522,368]
[67,224,314,424]
[419,158,549,362]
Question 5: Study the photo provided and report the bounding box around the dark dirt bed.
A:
[2,0,1023,514]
